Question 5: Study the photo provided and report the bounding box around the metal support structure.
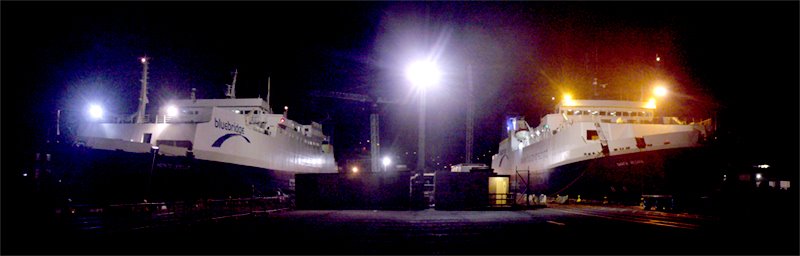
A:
[417,89,426,172]
[515,169,531,207]
[136,57,149,124]
[56,109,61,137]
[147,147,158,199]
[309,90,398,172]
[370,103,380,172]
[226,69,238,99]
[527,170,531,206]
[465,64,474,164]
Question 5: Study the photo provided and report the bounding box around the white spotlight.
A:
[382,156,392,167]
[406,60,441,89]
[88,104,104,120]
[166,105,179,117]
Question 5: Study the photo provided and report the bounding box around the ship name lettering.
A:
[214,118,245,135]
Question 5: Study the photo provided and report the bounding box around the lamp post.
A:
[406,60,440,172]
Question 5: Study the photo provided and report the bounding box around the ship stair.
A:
[592,118,611,156]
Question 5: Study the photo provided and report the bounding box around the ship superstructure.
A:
[491,98,714,199]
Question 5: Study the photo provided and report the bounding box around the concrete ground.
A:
[10,203,795,255]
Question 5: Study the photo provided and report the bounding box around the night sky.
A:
[2,1,798,175]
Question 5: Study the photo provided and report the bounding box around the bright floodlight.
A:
[352,166,359,173]
[88,104,104,120]
[382,156,392,167]
[562,93,576,106]
[645,98,657,109]
[166,105,179,117]
[654,86,668,97]
[406,60,441,88]
[141,57,147,63]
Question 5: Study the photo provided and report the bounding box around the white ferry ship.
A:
[56,60,337,202]
[491,97,715,201]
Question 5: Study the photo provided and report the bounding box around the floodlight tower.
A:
[406,60,441,172]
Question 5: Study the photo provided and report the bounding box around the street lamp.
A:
[406,60,441,172]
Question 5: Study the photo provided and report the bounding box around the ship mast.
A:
[267,76,272,113]
[136,57,149,124]
[226,69,238,99]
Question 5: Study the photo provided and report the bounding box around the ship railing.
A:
[589,116,710,126]
[95,114,138,124]
[97,114,166,124]
[97,114,209,124]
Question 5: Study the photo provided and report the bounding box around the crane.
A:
[309,90,398,173]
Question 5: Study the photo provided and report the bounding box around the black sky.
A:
[2,1,798,174]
